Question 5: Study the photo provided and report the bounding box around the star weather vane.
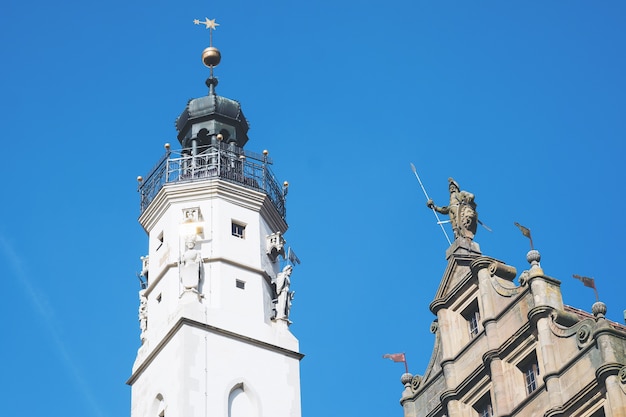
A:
[193,17,219,45]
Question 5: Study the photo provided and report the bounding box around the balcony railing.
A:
[138,143,286,218]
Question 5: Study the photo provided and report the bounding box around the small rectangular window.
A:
[232,222,245,238]
[468,310,480,337]
[236,279,245,289]
[518,352,541,394]
[462,300,481,339]
[524,362,540,394]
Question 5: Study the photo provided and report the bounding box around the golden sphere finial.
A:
[137,176,143,183]
[216,133,224,141]
[283,181,289,187]
[164,143,170,150]
[263,149,269,155]
[202,46,221,68]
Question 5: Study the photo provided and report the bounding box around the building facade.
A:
[400,237,626,417]
[127,25,302,417]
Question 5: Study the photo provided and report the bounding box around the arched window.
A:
[150,393,166,417]
[228,384,253,417]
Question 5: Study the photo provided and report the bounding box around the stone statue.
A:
[427,178,478,240]
[275,265,294,321]
[180,239,202,292]
[138,289,148,343]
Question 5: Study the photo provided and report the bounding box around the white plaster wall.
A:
[131,324,301,417]
[132,179,300,417]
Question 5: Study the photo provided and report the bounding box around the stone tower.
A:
[128,19,302,417]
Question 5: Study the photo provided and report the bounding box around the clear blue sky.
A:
[1,1,625,416]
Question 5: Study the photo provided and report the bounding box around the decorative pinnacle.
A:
[194,17,222,79]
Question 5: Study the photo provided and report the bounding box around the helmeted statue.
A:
[427,178,478,240]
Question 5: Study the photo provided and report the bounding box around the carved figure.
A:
[266,232,286,262]
[180,240,202,292]
[275,265,293,321]
[138,289,148,343]
[427,178,478,240]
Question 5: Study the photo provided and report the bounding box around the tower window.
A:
[156,293,162,303]
[236,279,245,289]
[518,352,541,394]
[232,222,246,238]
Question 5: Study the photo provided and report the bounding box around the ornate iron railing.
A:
[139,143,286,218]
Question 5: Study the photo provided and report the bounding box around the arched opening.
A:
[227,383,254,417]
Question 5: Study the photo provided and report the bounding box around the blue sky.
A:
[1,1,625,416]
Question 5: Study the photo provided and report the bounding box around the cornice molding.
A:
[127,316,303,385]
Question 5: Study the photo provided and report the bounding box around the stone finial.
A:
[401,372,414,387]
[592,301,607,318]
[526,249,541,265]
[526,249,544,276]
[430,320,439,334]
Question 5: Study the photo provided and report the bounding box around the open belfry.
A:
[129,18,302,417]
[399,178,626,417]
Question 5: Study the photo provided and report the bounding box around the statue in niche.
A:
[180,239,202,292]
[427,178,478,240]
[138,289,148,343]
[274,265,294,321]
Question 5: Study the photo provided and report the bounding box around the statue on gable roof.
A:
[427,178,478,240]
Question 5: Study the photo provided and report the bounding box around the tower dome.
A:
[175,85,250,149]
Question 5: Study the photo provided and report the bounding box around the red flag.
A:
[383,353,406,363]
[514,222,534,250]
[383,353,409,373]
[573,274,596,290]
[572,274,599,302]
[582,277,595,289]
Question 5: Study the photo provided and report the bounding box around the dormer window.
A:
[518,351,541,394]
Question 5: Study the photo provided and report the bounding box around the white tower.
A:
[128,20,302,417]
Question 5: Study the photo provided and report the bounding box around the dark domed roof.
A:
[175,81,250,148]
